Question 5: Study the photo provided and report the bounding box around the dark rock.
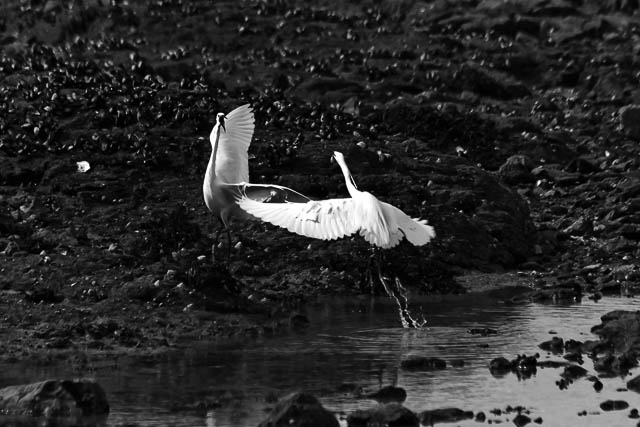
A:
[591,311,640,354]
[588,292,603,302]
[400,357,446,371]
[513,414,531,427]
[170,398,220,415]
[366,386,407,404]
[562,216,591,236]
[600,400,629,411]
[347,403,419,427]
[489,357,512,374]
[563,352,583,364]
[561,365,588,380]
[468,327,498,336]
[450,359,465,367]
[475,411,486,422]
[599,0,639,13]
[419,408,474,425]
[292,77,364,104]
[121,275,161,302]
[627,375,640,393]
[620,105,640,138]
[537,360,570,369]
[593,353,616,372]
[289,313,310,329]
[531,282,581,302]
[336,383,362,395]
[498,155,534,185]
[0,379,109,417]
[629,408,639,418]
[565,157,599,174]
[593,379,603,392]
[458,62,531,99]
[258,392,338,427]
[531,165,581,186]
[514,354,538,379]
[24,287,64,304]
[539,337,564,354]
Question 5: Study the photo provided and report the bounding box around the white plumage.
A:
[202,104,312,261]
[212,103,254,184]
[236,151,435,248]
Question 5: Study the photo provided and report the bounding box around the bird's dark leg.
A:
[363,248,385,294]
[225,227,232,266]
[370,251,426,329]
[212,215,230,266]
[364,250,377,294]
[211,211,233,267]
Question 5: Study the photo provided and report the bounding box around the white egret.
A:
[203,104,311,262]
[234,151,435,248]
[235,151,435,327]
[233,150,434,327]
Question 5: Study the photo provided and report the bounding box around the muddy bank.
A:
[1,0,640,359]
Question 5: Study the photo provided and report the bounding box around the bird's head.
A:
[216,112,226,132]
[331,151,345,163]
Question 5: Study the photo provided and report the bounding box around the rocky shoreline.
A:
[1,0,639,364]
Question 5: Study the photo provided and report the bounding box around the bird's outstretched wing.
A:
[235,189,359,241]
[215,104,254,184]
[382,202,435,246]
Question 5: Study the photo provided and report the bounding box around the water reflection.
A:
[1,296,638,427]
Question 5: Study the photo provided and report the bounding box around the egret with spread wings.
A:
[234,151,435,248]
[203,104,310,262]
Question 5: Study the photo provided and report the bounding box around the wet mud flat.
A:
[1,0,640,366]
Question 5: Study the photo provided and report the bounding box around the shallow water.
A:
[2,295,639,426]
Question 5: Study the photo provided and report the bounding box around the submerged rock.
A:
[468,327,498,336]
[0,379,109,417]
[400,356,446,371]
[489,354,538,379]
[600,400,629,411]
[560,365,588,380]
[627,375,640,393]
[539,337,564,354]
[419,408,474,425]
[258,392,338,427]
[513,413,531,427]
[366,386,407,403]
[489,357,513,375]
[347,403,419,427]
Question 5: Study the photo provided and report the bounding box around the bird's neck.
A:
[206,124,222,182]
[337,161,359,197]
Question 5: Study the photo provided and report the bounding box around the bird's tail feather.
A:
[401,217,435,246]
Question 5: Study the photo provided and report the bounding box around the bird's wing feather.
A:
[381,202,435,246]
[223,182,312,203]
[236,195,360,241]
[355,192,393,248]
[215,104,254,183]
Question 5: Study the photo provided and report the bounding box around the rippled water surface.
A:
[2,295,639,426]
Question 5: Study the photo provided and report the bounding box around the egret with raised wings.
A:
[203,104,311,262]
[234,150,434,326]
[234,151,435,248]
